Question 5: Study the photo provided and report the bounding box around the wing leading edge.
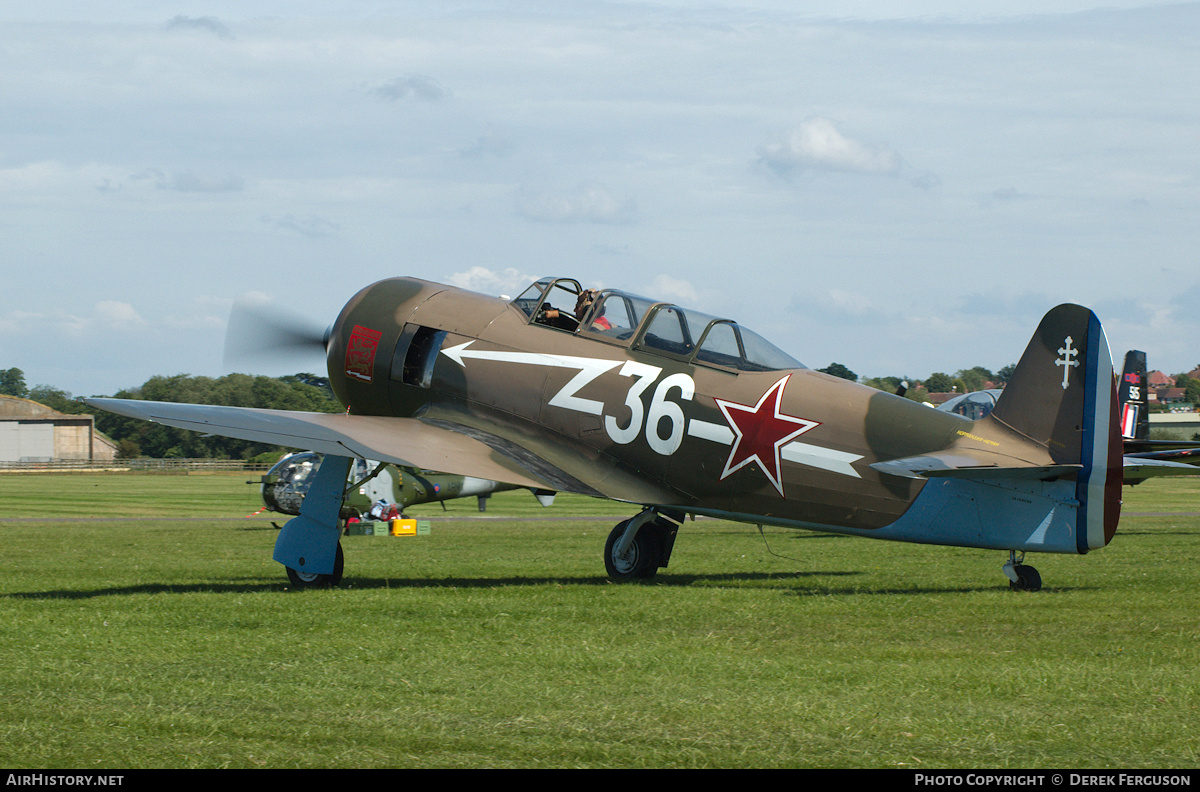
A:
[82,398,674,504]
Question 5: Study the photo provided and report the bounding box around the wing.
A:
[1124,443,1200,460]
[1123,454,1200,483]
[83,398,675,504]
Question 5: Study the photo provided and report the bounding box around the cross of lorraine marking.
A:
[1056,336,1080,390]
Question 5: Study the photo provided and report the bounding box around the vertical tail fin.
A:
[1118,350,1149,441]
[988,304,1122,552]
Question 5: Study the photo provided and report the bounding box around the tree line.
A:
[816,363,1016,401]
[5,360,1199,461]
[817,361,1200,408]
[1,367,339,462]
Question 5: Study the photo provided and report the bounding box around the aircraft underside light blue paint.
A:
[876,476,1080,553]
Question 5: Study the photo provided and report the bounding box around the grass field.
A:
[2,472,1199,768]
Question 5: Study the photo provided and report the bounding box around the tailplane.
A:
[987,304,1122,552]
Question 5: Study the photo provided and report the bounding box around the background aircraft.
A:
[933,388,1002,420]
[258,451,555,519]
[935,350,1200,467]
[86,276,1200,591]
[1113,350,1200,466]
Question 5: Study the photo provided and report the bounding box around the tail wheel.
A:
[604,519,662,582]
[1009,564,1042,592]
[286,542,344,589]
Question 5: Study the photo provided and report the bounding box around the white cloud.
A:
[760,117,902,176]
[60,302,145,336]
[788,288,895,325]
[515,182,637,225]
[757,117,939,189]
[446,267,538,298]
[650,275,701,307]
[0,302,146,351]
[92,301,145,327]
[0,310,42,337]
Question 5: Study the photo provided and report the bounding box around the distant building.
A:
[0,396,117,464]
[1146,369,1199,408]
[1160,387,1186,402]
[1147,370,1173,402]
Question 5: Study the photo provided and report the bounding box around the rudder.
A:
[988,304,1122,552]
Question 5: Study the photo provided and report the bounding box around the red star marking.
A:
[714,374,819,497]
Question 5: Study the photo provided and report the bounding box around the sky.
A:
[2,1,1198,398]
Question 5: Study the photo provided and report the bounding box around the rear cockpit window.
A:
[694,321,743,368]
[737,326,804,372]
[641,306,692,357]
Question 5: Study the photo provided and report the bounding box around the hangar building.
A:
[0,396,117,464]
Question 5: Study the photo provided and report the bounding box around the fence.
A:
[0,458,272,473]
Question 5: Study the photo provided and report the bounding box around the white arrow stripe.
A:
[689,419,861,478]
[441,342,620,416]
[442,341,611,371]
[781,441,862,479]
[687,419,734,444]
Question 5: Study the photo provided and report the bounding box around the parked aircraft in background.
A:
[1114,350,1200,466]
[87,277,1200,591]
[935,351,1200,468]
[258,451,555,519]
[1118,350,1150,443]
[934,389,1002,420]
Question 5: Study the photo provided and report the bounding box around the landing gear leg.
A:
[274,454,352,588]
[1003,550,1041,592]
[603,510,680,582]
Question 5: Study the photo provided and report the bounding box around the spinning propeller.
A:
[223,299,332,371]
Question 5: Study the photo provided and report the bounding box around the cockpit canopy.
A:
[512,277,803,373]
[935,389,1002,421]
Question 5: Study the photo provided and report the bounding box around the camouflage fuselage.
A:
[324,277,1054,534]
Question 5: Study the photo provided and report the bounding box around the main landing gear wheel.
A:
[1003,550,1041,592]
[604,518,663,582]
[286,542,344,589]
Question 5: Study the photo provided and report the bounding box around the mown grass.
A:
[1,473,1198,768]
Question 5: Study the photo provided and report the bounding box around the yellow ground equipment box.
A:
[390,518,417,536]
[389,519,431,536]
[344,519,430,536]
